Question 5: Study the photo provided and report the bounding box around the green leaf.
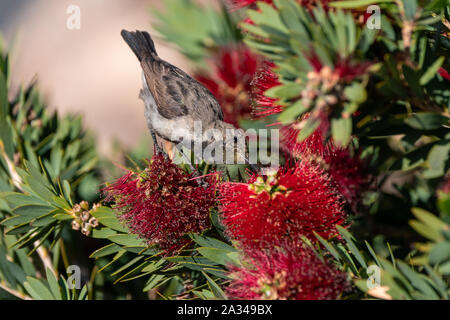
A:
[46,268,62,300]
[253,2,289,34]
[337,225,367,269]
[78,285,88,300]
[278,100,308,125]
[423,142,450,179]
[403,0,417,20]
[91,207,127,232]
[409,220,442,241]
[330,0,394,8]
[1,192,48,209]
[429,242,450,265]
[0,67,8,118]
[265,83,302,100]
[24,277,54,300]
[143,274,170,292]
[202,271,227,299]
[420,57,445,85]
[13,205,55,217]
[344,82,367,104]
[89,243,123,259]
[314,232,342,262]
[411,208,446,233]
[404,113,449,130]
[197,247,236,266]
[296,119,320,142]
[396,261,439,299]
[190,234,236,252]
[107,234,145,247]
[331,117,352,147]
[438,261,450,275]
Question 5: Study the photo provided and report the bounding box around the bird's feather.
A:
[140,56,224,122]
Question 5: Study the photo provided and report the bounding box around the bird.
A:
[120,29,254,168]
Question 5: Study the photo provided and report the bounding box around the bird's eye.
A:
[234,137,238,143]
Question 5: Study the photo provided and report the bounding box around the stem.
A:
[87,265,98,300]
[33,241,57,277]
[0,283,32,300]
[59,239,70,270]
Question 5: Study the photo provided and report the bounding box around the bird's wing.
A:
[141,56,224,122]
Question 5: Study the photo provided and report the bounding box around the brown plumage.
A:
[121,29,253,167]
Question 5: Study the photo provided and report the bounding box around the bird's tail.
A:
[121,30,157,61]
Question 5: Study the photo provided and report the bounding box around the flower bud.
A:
[88,217,99,228]
[71,220,81,231]
[81,223,91,236]
[80,211,90,222]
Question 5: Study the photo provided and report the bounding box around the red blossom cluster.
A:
[280,120,371,212]
[251,61,282,118]
[195,46,261,127]
[226,244,351,300]
[251,61,372,212]
[104,155,218,255]
[439,67,450,80]
[438,174,450,194]
[219,161,346,248]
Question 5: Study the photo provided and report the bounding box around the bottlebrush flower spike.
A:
[219,161,347,248]
[195,46,261,127]
[281,115,371,213]
[251,61,283,118]
[439,67,450,80]
[226,244,350,300]
[104,155,217,255]
[438,174,450,195]
[252,60,372,212]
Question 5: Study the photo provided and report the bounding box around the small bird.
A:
[121,29,252,168]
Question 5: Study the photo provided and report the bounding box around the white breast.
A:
[140,72,195,145]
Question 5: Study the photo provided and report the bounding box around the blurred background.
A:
[0,0,192,155]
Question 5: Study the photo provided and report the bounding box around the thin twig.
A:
[33,240,57,277]
[0,283,32,300]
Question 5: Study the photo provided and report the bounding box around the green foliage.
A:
[243,0,449,164]
[152,0,242,64]
[0,0,449,300]
[315,217,449,299]
[23,268,88,300]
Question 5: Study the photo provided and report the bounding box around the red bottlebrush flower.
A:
[251,61,283,118]
[438,174,450,195]
[219,161,347,248]
[104,155,217,255]
[323,147,371,213]
[282,117,371,213]
[252,57,371,212]
[439,67,450,80]
[226,244,350,300]
[195,46,261,127]
[251,57,371,123]
[279,113,331,157]
[308,55,372,83]
[251,59,372,213]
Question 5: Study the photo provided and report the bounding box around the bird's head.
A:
[208,121,259,172]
